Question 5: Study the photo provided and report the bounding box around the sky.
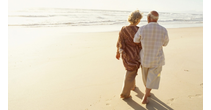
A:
[8,0,203,13]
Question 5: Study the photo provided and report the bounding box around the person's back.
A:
[138,22,168,68]
[133,11,169,104]
[118,25,141,70]
[116,10,143,99]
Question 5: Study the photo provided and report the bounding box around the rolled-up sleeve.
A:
[134,28,142,43]
[116,28,125,53]
[163,29,169,46]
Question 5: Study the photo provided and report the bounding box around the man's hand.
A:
[116,52,120,60]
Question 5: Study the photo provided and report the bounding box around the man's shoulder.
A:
[140,24,147,28]
[138,23,167,31]
[138,24,147,31]
[157,24,167,31]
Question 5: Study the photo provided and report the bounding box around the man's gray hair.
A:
[148,13,159,20]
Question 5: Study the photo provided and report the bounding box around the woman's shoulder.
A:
[121,26,127,30]
[119,26,127,32]
[121,25,139,30]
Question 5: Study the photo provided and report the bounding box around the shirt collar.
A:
[148,22,158,24]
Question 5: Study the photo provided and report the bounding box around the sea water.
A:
[8,8,203,32]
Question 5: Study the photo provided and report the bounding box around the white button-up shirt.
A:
[134,22,169,68]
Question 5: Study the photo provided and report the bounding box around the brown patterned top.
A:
[116,25,142,71]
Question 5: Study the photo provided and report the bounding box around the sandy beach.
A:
[8,27,203,110]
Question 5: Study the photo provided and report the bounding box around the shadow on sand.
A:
[123,87,174,110]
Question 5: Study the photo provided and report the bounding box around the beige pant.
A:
[141,66,162,89]
[121,69,138,98]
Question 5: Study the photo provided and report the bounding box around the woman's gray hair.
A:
[128,10,143,24]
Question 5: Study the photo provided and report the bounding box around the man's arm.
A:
[134,28,142,43]
[163,29,169,46]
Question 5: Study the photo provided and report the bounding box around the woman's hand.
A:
[116,52,120,60]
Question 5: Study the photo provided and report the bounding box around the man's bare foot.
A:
[142,99,149,104]
[142,95,149,104]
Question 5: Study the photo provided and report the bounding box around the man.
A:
[133,11,169,104]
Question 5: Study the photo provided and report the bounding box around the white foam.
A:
[8,8,203,31]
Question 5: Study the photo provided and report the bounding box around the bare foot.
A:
[142,95,149,104]
[131,87,136,91]
[120,94,132,99]
[148,93,151,97]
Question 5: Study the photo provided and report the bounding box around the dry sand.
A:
[8,27,203,110]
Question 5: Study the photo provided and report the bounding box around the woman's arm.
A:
[116,27,125,60]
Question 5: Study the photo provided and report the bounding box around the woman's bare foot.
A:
[120,94,132,99]
[131,86,136,91]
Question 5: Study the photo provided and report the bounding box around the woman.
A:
[116,10,142,99]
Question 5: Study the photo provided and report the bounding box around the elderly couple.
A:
[116,10,169,104]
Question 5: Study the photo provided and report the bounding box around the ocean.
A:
[8,8,203,32]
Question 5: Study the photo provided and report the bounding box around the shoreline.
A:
[8,25,203,33]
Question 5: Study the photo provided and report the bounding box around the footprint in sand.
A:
[100,95,117,107]
[106,99,111,106]
[184,69,189,72]
[106,102,111,106]
[167,98,175,105]
[188,94,202,98]
[106,96,115,106]
[200,83,203,88]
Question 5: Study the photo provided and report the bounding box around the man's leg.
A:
[141,67,151,97]
[141,67,148,87]
[146,66,162,89]
[142,66,162,104]
[142,88,151,104]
